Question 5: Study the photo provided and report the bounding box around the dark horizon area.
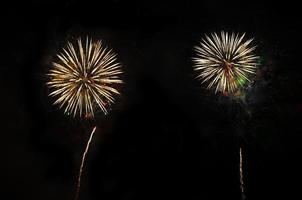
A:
[1,1,301,200]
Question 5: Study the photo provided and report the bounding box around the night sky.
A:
[2,1,301,200]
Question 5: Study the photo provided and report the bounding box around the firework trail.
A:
[75,126,97,200]
[239,147,246,200]
[193,31,259,199]
[193,31,259,94]
[47,37,122,200]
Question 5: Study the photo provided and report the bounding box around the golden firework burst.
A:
[193,31,259,94]
[47,37,123,118]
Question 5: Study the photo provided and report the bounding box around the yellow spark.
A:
[47,37,123,118]
[193,31,259,94]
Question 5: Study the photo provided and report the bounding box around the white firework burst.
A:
[47,37,123,118]
[193,31,259,94]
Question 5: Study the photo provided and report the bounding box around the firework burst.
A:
[46,37,123,200]
[47,37,123,118]
[193,31,259,94]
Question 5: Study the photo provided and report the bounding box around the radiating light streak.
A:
[193,31,259,94]
[47,37,123,118]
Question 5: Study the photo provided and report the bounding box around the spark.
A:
[239,147,246,200]
[193,31,259,94]
[47,37,123,118]
[75,126,97,200]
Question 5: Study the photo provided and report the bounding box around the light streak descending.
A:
[239,147,246,200]
[75,126,97,200]
[193,31,259,94]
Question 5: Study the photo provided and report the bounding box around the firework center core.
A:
[222,60,234,70]
[79,76,94,84]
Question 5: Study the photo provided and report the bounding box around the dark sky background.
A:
[1,0,301,200]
